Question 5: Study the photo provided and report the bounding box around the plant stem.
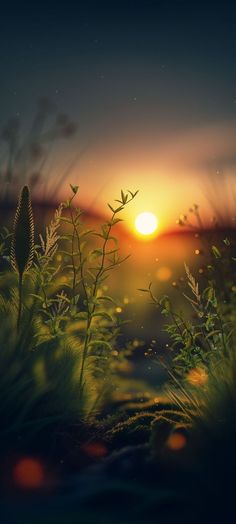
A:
[69,208,77,306]
[92,214,115,298]
[17,273,23,332]
[68,202,90,392]
[74,193,134,395]
[79,218,114,392]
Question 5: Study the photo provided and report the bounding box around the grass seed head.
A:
[11,185,34,277]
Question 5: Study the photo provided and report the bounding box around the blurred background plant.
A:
[142,203,236,449]
[0,97,80,204]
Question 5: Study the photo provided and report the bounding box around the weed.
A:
[142,204,236,442]
[0,184,138,445]
[10,185,34,331]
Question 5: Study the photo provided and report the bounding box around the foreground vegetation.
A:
[0,184,139,448]
[1,184,236,523]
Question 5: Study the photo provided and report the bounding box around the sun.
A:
[135,211,158,236]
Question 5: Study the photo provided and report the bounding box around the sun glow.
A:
[135,212,158,236]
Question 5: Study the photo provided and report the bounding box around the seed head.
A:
[11,185,34,277]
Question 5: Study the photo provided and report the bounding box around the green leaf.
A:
[101,225,109,238]
[121,190,128,204]
[108,203,115,213]
[114,205,124,213]
[70,184,79,194]
[111,218,123,225]
[128,189,139,199]
[92,311,113,322]
[80,229,95,238]
[30,293,44,302]
[97,295,116,304]
[88,340,113,350]
[107,248,118,255]
[212,245,221,258]
[223,238,230,246]
[90,249,103,258]
[206,330,221,339]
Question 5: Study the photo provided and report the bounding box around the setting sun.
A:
[135,212,158,236]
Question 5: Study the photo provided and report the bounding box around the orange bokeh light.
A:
[156,265,173,282]
[167,432,187,451]
[187,367,208,386]
[81,442,108,458]
[13,458,45,489]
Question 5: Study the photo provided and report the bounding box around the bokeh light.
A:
[156,265,173,282]
[81,442,108,458]
[187,367,208,386]
[13,458,45,489]
[167,432,187,451]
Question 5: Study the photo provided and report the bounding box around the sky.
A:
[1,1,236,234]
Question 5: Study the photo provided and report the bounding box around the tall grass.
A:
[0,184,138,446]
[10,185,34,331]
[143,203,236,445]
[0,99,78,203]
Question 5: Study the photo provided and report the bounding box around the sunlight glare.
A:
[135,212,158,236]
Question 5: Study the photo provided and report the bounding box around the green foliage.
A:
[146,212,235,377]
[0,185,138,444]
[145,204,236,442]
[56,187,138,396]
[0,319,85,442]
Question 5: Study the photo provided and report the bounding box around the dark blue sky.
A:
[1,1,236,137]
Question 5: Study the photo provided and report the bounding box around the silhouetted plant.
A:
[10,185,34,331]
[141,203,236,441]
[59,185,138,398]
[0,99,78,202]
[0,184,138,444]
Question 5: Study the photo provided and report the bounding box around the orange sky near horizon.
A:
[38,118,236,237]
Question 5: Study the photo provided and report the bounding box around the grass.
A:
[1,188,236,450]
[0,184,139,449]
[0,99,78,204]
[1,185,236,524]
[142,204,236,454]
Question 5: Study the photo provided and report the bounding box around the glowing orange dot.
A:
[187,367,208,386]
[156,266,172,282]
[167,432,186,451]
[81,442,108,458]
[13,458,44,489]
[115,307,122,313]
